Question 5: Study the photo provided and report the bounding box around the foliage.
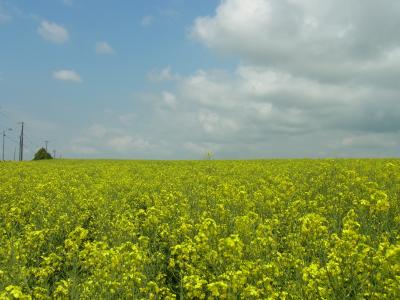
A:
[0,159,399,299]
[33,148,53,161]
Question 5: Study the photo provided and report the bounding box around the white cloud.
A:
[342,133,397,147]
[69,143,98,155]
[38,20,69,44]
[136,58,400,157]
[147,67,178,82]
[198,110,238,134]
[69,124,152,157]
[107,136,150,153]
[53,70,82,82]
[130,0,395,158]
[85,124,107,138]
[191,0,400,83]
[118,113,136,126]
[184,142,220,156]
[162,91,177,108]
[141,15,154,27]
[95,41,114,54]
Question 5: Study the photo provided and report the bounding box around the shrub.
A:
[33,148,53,160]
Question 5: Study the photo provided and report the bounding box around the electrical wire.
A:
[23,133,41,149]
[1,110,55,156]
[5,134,19,145]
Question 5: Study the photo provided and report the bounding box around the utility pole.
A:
[13,147,16,161]
[53,150,56,159]
[44,140,49,152]
[19,122,24,161]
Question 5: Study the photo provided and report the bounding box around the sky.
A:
[1,0,400,160]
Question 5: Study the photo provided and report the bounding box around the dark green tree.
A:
[33,148,53,160]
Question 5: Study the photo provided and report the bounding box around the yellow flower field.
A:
[0,159,399,299]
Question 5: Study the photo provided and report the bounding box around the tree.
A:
[33,148,53,160]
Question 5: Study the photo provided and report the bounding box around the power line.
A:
[23,133,41,149]
[2,128,13,161]
[1,109,56,160]
[44,140,50,151]
[0,110,10,119]
[4,135,18,161]
[5,135,19,144]
[0,121,10,130]
[25,139,40,149]
[0,119,17,132]
[23,124,47,150]
[0,108,21,161]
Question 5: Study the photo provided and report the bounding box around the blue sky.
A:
[1,0,400,159]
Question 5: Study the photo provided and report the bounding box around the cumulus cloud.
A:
[118,113,136,126]
[38,20,69,44]
[107,136,150,153]
[184,142,221,156]
[95,41,114,54]
[138,57,400,157]
[147,67,178,82]
[342,133,397,149]
[53,70,82,82]
[56,0,400,158]
[69,143,98,155]
[191,0,400,83]
[162,91,177,108]
[69,124,152,157]
[138,0,398,157]
[198,110,238,134]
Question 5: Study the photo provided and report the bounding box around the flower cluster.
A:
[0,159,399,298]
